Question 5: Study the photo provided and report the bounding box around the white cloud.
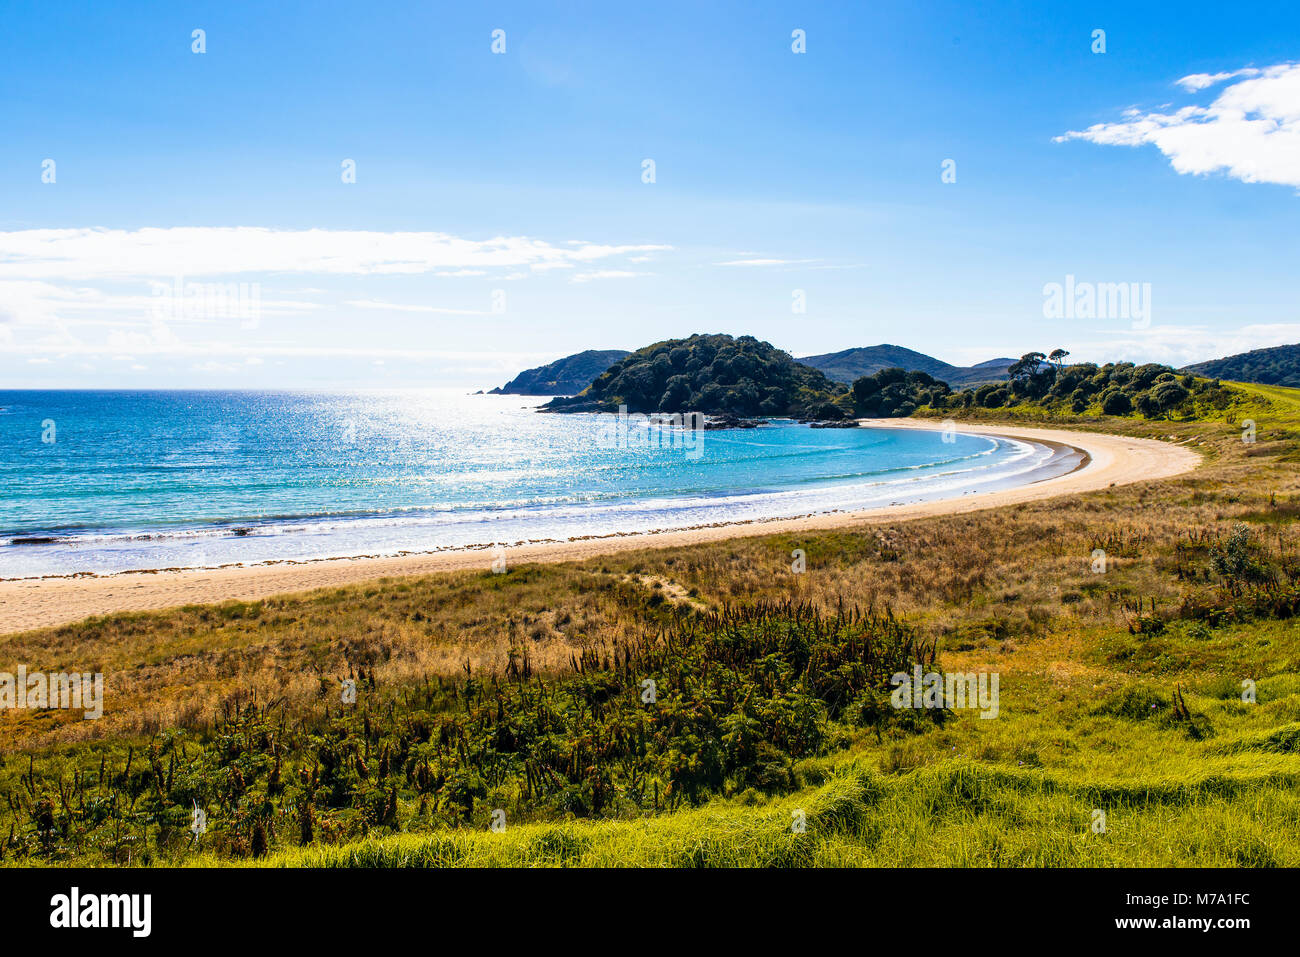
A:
[105,319,183,353]
[1056,62,1300,188]
[0,229,671,369]
[1071,322,1300,367]
[191,361,243,375]
[570,270,647,283]
[0,227,672,280]
[0,279,317,329]
[1175,69,1260,92]
[343,299,491,316]
[944,323,1300,370]
[714,258,817,267]
[0,334,556,364]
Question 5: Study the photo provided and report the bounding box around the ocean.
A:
[0,390,1077,577]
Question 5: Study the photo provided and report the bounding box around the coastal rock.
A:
[703,414,763,430]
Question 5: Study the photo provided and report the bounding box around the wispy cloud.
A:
[0,229,673,368]
[1055,62,1300,189]
[713,258,818,267]
[570,270,649,283]
[0,280,316,328]
[1,335,555,364]
[0,227,673,280]
[343,299,491,316]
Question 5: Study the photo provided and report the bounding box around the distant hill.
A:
[544,333,850,418]
[1183,343,1300,388]
[798,344,1014,388]
[968,357,1020,371]
[490,349,630,396]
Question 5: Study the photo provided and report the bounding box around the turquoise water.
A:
[0,390,1075,577]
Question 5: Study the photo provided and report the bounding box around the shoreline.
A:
[0,421,1200,634]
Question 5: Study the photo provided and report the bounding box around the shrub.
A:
[1101,391,1132,415]
[1152,381,1191,411]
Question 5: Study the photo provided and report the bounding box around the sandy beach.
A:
[0,421,1200,635]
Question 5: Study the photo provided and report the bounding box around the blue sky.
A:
[2,0,1299,389]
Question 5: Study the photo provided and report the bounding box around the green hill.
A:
[490,349,631,396]
[544,333,850,418]
[1183,343,1300,388]
[799,344,1014,388]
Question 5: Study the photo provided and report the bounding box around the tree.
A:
[1152,381,1190,411]
[981,387,1009,408]
[852,376,881,404]
[1101,391,1132,415]
[659,375,693,411]
[1048,348,1070,368]
[1008,352,1047,381]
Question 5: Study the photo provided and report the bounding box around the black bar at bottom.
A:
[0,866,1273,944]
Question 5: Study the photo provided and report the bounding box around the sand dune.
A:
[0,422,1200,635]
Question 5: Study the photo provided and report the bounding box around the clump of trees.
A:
[849,368,951,417]
[934,349,1237,420]
[545,333,851,418]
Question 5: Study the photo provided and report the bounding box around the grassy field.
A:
[1222,381,1300,414]
[3,384,1299,867]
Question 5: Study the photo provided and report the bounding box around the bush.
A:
[981,388,1009,408]
[1210,524,1265,582]
[1152,381,1190,411]
[1101,391,1132,415]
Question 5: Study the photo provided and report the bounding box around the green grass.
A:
[253,762,1300,868]
[1224,381,1300,413]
